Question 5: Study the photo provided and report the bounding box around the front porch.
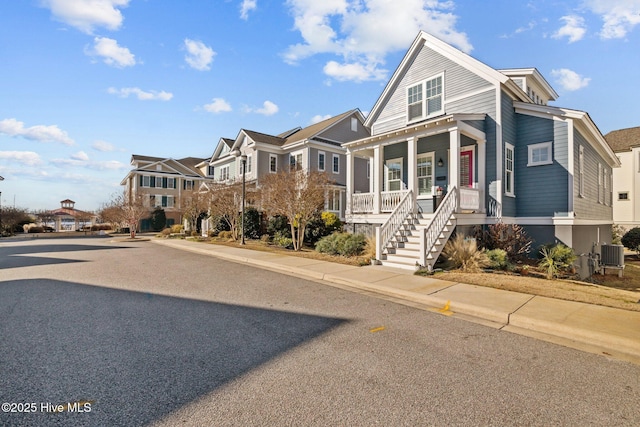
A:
[343,114,489,270]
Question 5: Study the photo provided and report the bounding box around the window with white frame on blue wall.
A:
[417,153,434,196]
[407,73,444,122]
[527,141,552,166]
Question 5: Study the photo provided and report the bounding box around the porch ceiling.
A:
[346,113,486,153]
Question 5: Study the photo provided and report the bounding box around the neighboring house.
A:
[121,155,209,230]
[344,31,620,273]
[605,126,640,229]
[205,109,370,220]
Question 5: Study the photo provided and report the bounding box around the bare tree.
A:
[207,181,243,240]
[181,189,211,233]
[99,192,148,238]
[260,170,330,251]
[1,206,31,236]
[34,209,56,231]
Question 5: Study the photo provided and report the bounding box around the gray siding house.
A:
[205,110,370,220]
[344,31,619,273]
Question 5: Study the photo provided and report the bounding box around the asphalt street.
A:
[1,236,639,426]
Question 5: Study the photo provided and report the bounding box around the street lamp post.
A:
[240,154,247,245]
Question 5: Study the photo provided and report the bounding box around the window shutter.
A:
[150,176,155,187]
[139,175,143,186]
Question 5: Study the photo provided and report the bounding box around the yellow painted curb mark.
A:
[438,300,454,316]
[369,326,385,333]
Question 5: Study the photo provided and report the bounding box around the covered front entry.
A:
[345,114,486,219]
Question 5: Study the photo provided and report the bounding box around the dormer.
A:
[499,68,558,106]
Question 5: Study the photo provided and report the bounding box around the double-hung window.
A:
[385,159,403,192]
[290,152,303,171]
[578,145,584,197]
[407,73,444,122]
[269,154,277,173]
[505,143,515,197]
[527,142,552,166]
[318,151,325,171]
[417,153,434,196]
[332,154,339,174]
[142,175,150,187]
[219,165,229,181]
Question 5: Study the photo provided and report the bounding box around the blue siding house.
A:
[344,31,619,274]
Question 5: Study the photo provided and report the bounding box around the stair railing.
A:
[419,187,457,269]
[375,190,413,261]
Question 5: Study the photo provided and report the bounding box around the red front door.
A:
[460,150,473,188]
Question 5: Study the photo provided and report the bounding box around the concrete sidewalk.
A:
[151,238,640,365]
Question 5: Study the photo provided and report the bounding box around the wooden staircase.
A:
[377,188,458,271]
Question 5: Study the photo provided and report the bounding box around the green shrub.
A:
[241,207,261,240]
[442,235,489,272]
[170,224,184,234]
[305,211,343,245]
[538,244,577,279]
[622,227,640,254]
[150,208,166,232]
[267,215,290,238]
[272,231,293,248]
[315,232,366,257]
[485,249,511,270]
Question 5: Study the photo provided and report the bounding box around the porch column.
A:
[373,145,382,214]
[346,150,354,215]
[407,137,417,214]
[477,138,486,213]
[449,128,460,191]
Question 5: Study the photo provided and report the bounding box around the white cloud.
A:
[0,151,43,166]
[283,0,472,82]
[551,68,591,91]
[323,60,387,82]
[86,37,137,68]
[184,39,215,71]
[255,100,279,116]
[51,155,127,170]
[584,0,640,39]
[552,15,586,43]
[41,0,130,34]
[107,87,173,101]
[0,118,74,145]
[240,0,257,20]
[203,98,232,113]
[92,140,115,152]
[310,114,332,124]
[71,151,89,161]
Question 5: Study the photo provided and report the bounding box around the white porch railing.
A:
[459,187,480,211]
[351,193,374,213]
[375,190,414,261]
[419,187,457,269]
[381,190,408,212]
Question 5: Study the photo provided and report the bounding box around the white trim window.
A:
[207,165,215,177]
[578,145,584,197]
[417,153,435,196]
[155,176,163,188]
[619,192,629,201]
[332,154,339,174]
[219,165,230,182]
[247,154,252,174]
[142,175,151,187]
[385,158,403,191]
[527,141,552,166]
[505,143,515,197]
[351,117,358,132]
[318,151,326,171]
[326,189,341,213]
[407,73,444,122]
[598,163,603,204]
[290,151,303,171]
[604,168,609,206]
[269,154,277,173]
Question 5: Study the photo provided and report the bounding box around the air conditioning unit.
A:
[601,244,624,267]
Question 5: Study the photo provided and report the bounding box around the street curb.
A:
[151,239,640,363]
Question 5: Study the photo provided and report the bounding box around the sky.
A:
[1,0,639,212]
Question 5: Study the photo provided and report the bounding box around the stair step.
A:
[379,260,418,271]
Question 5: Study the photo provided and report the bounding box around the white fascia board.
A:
[253,142,283,153]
